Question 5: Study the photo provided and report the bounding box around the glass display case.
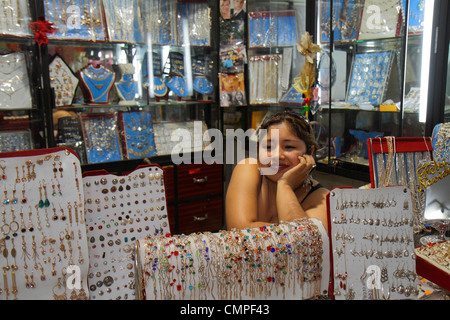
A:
[314,0,433,180]
[0,2,46,153]
[42,0,220,171]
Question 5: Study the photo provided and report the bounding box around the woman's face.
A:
[258,122,307,181]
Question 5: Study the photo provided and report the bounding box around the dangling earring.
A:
[52,277,67,300]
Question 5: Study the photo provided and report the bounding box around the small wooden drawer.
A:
[178,197,223,234]
[161,165,175,203]
[177,163,223,200]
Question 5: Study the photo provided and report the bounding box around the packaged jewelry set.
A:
[0,147,171,300]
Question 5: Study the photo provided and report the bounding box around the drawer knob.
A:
[193,214,208,222]
[192,176,208,184]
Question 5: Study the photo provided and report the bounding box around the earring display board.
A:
[102,0,144,43]
[328,186,418,300]
[83,165,170,300]
[135,218,329,300]
[118,111,157,160]
[49,55,79,107]
[43,0,105,41]
[0,147,89,300]
[0,130,32,153]
[346,51,394,106]
[0,52,33,110]
[367,137,433,231]
[80,113,123,164]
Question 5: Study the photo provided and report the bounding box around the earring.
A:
[52,277,67,300]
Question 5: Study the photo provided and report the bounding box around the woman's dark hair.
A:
[259,110,318,154]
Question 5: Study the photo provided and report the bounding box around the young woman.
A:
[225,111,329,233]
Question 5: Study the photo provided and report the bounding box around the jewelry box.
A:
[49,55,79,107]
[0,147,89,300]
[118,111,157,160]
[328,186,418,300]
[44,0,106,41]
[346,51,394,106]
[0,52,33,110]
[83,165,170,300]
[135,218,330,300]
[80,113,123,164]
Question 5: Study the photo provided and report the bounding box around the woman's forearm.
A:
[276,180,308,221]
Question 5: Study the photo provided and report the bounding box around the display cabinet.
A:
[0,3,47,154]
[229,0,443,181]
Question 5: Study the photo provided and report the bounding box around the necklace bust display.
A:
[115,64,138,105]
[78,64,115,104]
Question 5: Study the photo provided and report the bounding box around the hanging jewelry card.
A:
[80,113,123,164]
[83,165,170,300]
[367,137,433,230]
[141,0,177,45]
[78,64,116,104]
[248,10,297,48]
[346,51,394,106]
[328,186,418,300]
[0,52,33,110]
[55,116,86,164]
[44,0,105,41]
[118,111,156,160]
[0,129,32,152]
[431,122,450,162]
[102,0,144,43]
[135,218,329,300]
[358,0,403,40]
[176,1,211,46]
[0,0,32,36]
[0,147,89,300]
[49,55,79,107]
[319,0,363,44]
